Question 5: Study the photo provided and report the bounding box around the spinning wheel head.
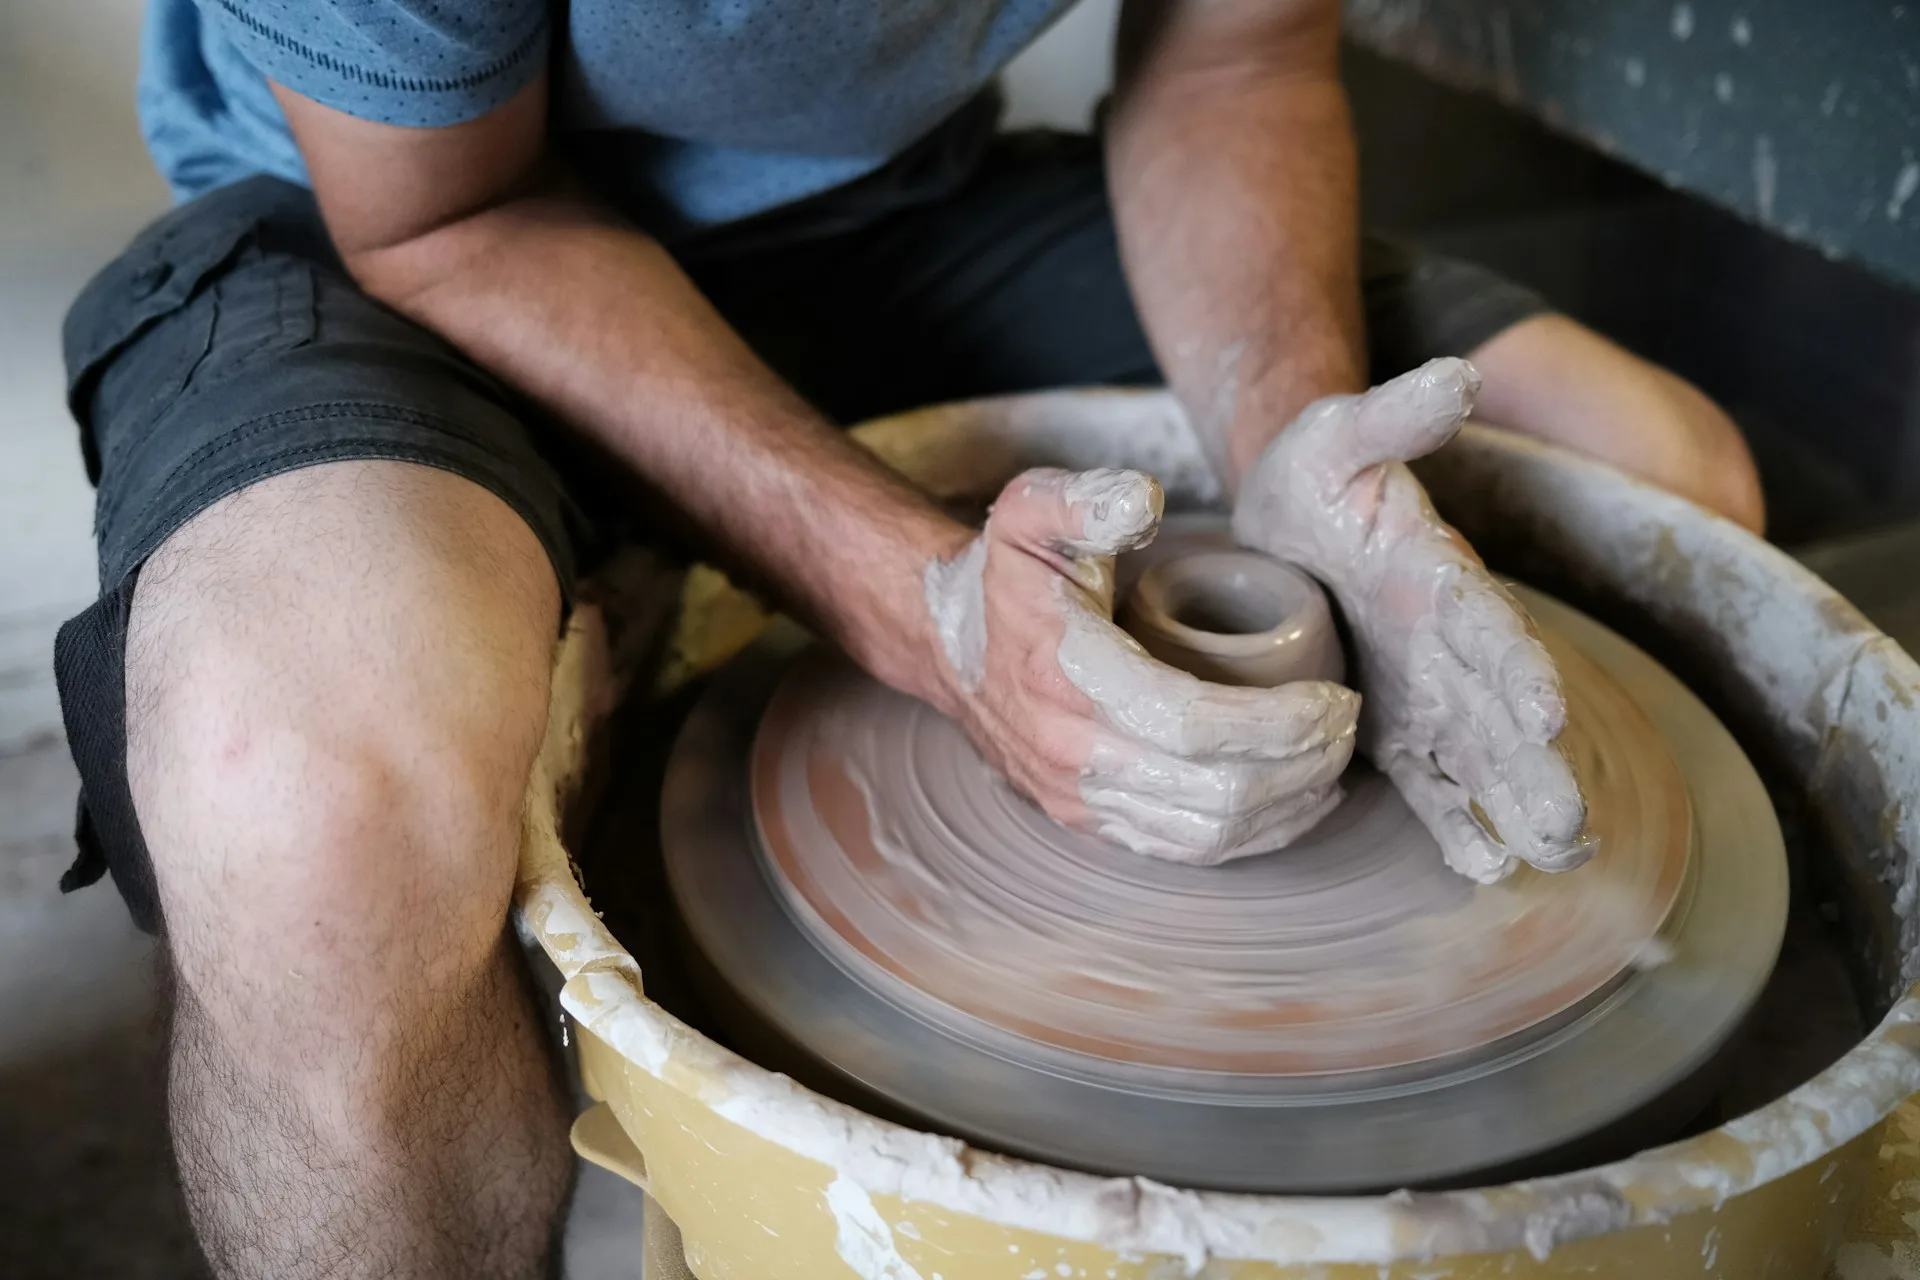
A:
[662,526,1785,1192]
[752,629,1688,1079]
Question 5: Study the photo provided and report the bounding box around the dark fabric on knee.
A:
[65,177,589,590]
[1360,234,1551,380]
[54,581,156,931]
[56,175,590,932]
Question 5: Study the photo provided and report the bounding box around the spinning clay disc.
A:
[662,549,1787,1190]
[751,634,1687,1081]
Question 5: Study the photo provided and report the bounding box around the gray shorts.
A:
[55,132,1548,932]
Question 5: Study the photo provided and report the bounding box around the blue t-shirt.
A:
[139,0,1076,237]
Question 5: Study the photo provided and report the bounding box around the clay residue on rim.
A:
[747,611,1690,1078]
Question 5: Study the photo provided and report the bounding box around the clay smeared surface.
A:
[751,605,1692,1078]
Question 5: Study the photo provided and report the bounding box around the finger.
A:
[991,467,1164,559]
[1416,635,1586,860]
[1407,635,1588,871]
[1091,782,1345,865]
[1437,574,1567,744]
[1383,754,1515,883]
[1416,625,1530,769]
[1083,733,1354,819]
[1337,357,1481,475]
[1498,743,1592,869]
[1057,607,1360,760]
[1428,707,1590,872]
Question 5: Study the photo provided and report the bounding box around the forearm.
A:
[1108,0,1364,491]
[349,188,964,700]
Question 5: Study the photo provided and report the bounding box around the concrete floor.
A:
[0,745,200,1277]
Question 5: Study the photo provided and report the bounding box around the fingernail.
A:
[1530,832,1598,873]
[1534,793,1586,842]
[1510,676,1566,740]
[1425,355,1481,398]
[1063,469,1163,554]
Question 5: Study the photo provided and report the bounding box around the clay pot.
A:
[1118,548,1344,688]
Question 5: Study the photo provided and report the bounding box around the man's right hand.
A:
[918,467,1359,865]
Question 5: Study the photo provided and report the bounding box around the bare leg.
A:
[127,461,572,1278]
[1467,313,1766,534]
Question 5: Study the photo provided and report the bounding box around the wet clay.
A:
[750,591,1693,1079]
[1119,548,1345,688]
[1232,361,1592,882]
[638,399,1807,1208]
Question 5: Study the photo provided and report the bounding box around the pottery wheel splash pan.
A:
[662,583,1788,1194]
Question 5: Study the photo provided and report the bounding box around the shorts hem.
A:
[101,406,580,602]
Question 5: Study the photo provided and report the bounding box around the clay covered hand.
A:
[924,468,1359,865]
[1233,358,1592,881]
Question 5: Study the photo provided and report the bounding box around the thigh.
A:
[691,134,1552,422]
[690,133,1158,424]
[55,177,583,931]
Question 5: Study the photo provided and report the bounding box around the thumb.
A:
[990,467,1165,559]
[1334,357,1481,476]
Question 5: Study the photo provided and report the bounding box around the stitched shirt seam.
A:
[209,0,544,97]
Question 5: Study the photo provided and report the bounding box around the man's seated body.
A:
[57,0,1761,1274]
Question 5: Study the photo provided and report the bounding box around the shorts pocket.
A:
[198,252,318,384]
[62,205,260,483]
[87,248,324,507]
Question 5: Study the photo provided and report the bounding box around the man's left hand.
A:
[1233,358,1593,882]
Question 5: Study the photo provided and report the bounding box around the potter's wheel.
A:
[662,553,1787,1192]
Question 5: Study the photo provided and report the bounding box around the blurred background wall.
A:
[0,0,168,753]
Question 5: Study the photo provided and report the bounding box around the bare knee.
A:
[121,461,573,1276]
[152,712,572,1277]
[126,462,560,1038]
[165,713,527,999]
[1469,314,1766,535]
